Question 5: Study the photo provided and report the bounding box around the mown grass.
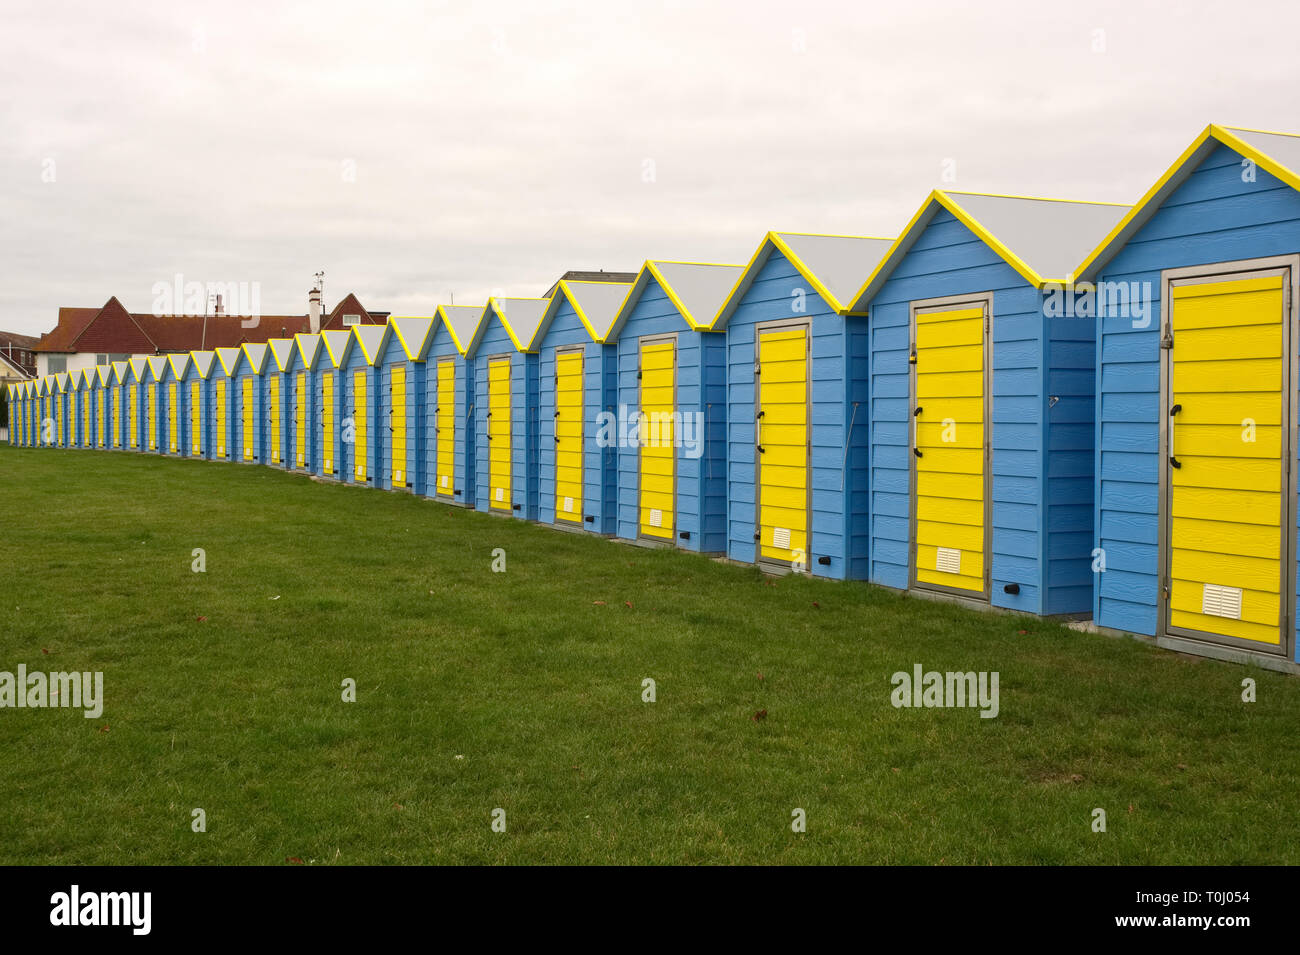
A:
[0,443,1297,864]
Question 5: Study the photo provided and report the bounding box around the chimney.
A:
[309,288,322,333]
[214,294,225,316]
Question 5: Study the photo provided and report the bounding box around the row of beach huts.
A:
[9,124,1300,671]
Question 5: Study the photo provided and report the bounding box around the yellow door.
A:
[114,388,122,447]
[168,383,178,452]
[97,391,104,447]
[639,339,676,539]
[82,391,90,446]
[555,349,584,522]
[913,304,986,595]
[1167,273,1287,647]
[148,385,157,450]
[241,378,254,460]
[322,372,335,473]
[190,381,201,454]
[391,365,407,488]
[295,373,307,467]
[268,376,281,464]
[488,357,511,509]
[55,394,62,445]
[215,379,227,457]
[757,325,808,564]
[353,370,368,481]
[436,359,455,497]
[129,387,138,449]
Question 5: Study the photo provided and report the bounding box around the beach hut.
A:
[605,261,742,552]
[532,280,634,533]
[715,233,892,577]
[336,325,383,485]
[10,383,22,446]
[318,330,351,479]
[373,317,436,492]
[129,358,150,451]
[54,373,71,447]
[232,344,268,464]
[287,334,322,473]
[1075,124,1300,668]
[426,306,488,505]
[209,347,241,461]
[466,298,550,518]
[186,352,216,458]
[145,356,167,453]
[265,339,296,469]
[850,190,1129,611]
[75,370,92,448]
[163,354,189,455]
[93,367,111,449]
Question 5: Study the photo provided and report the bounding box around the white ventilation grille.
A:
[936,547,962,575]
[563,496,574,513]
[1202,584,1243,620]
[772,526,791,550]
[395,470,403,482]
[648,508,662,528]
[441,475,449,489]
[496,487,504,502]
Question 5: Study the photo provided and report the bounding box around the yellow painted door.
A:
[295,373,306,467]
[97,391,104,447]
[757,326,808,564]
[1167,274,1287,646]
[639,339,676,539]
[268,376,281,464]
[114,388,122,447]
[488,358,511,509]
[82,392,90,446]
[913,305,986,595]
[436,359,455,497]
[190,381,201,454]
[215,380,227,457]
[555,350,584,522]
[391,365,407,488]
[55,394,62,446]
[129,387,138,449]
[148,385,157,450]
[353,370,368,481]
[241,378,254,460]
[322,372,335,473]
[168,383,178,452]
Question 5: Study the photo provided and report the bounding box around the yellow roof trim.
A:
[645,260,741,331]
[1074,124,1300,281]
[433,305,475,356]
[943,188,1128,207]
[319,331,350,368]
[555,281,613,343]
[490,298,550,352]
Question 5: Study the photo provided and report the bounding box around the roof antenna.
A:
[314,270,325,312]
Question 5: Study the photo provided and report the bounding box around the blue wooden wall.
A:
[724,249,869,579]
[1094,141,1300,663]
[537,298,616,532]
[612,276,728,553]
[866,206,1095,613]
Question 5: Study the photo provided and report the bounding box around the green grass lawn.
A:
[1,443,1297,865]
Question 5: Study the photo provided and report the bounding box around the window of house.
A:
[47,356,67,374]
[97,354,109,365]
[343,314,361,327]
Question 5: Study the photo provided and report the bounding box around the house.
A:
[31,290,388,378]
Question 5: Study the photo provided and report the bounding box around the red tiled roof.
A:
[35,293,384,354]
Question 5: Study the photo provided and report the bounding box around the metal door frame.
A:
[637,332,679,542]
[754,318,812,571]
[1157,255,1298,659]
[907,291,994,602]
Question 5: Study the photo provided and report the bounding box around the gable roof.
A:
[167,353,191,380]
[189,351,216,379]
[319,292,388,331]
[294,334,323,370]
[350,324,385,364]
[54,372,69,392]
[479,298,551,353]
[715,232,894,326]
[146,355,168,381]
[534,279,635,345]
[1075,124,1300,282]
[848,191,1130,311]
[606,260,745,340]
[385,317,437,361]
[319,330,352,368]
[127,357,148,383]
[110,361,129,385]
[240,342,270,374]
[213,347,243,377]
[94,365,112,387]
[434,305,488,356]
[267,338,296,372]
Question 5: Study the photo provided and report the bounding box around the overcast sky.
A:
[3,0,1299,336]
